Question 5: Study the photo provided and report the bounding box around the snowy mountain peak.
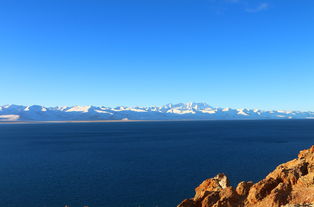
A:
[66,106,94,113]
[24,105,47,112]
[0,103,313,122]
[163,102,212,110]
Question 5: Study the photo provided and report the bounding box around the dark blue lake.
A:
[0,120,313,207]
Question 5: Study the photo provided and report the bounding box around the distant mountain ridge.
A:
[0,103,314,122]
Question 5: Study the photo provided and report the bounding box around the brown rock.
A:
[268,183,291,206]
[201,191,220,207]
[216,187,240,207]
[236,181,253,197]
[194,173,230,201]
[177,145,314,207]
[177,199,195,207]
[247,177,281,204]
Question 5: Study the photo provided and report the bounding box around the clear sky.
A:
[0,0,313,110]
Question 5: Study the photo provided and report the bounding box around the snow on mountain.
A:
[0,103,313,121]
[0,115,20,121]
[66,106,92,113]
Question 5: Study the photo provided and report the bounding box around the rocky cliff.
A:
[177,146,314,207]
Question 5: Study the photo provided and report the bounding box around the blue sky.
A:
[0,0,313,110]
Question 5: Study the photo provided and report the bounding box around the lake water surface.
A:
[0,120,313,207]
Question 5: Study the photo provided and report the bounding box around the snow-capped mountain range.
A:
[0,103,314,122]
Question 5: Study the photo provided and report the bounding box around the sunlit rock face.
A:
[177,146,314,207]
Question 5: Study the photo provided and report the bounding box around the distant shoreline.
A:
[0,119,312,125]
[0,120,156,124]
[0,119,205,124]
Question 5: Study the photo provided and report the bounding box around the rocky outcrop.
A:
[177,146,314,207]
